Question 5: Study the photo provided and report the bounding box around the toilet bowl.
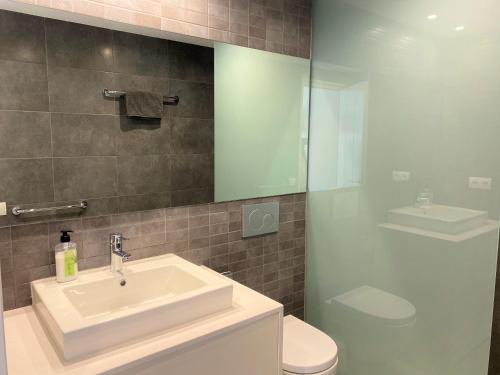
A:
[282,315,338,375]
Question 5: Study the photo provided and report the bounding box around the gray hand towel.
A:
[125,91,164,119]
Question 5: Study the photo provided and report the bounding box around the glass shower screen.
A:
[306,1,500,374]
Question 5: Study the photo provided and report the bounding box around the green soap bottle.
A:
[55,230,78,283]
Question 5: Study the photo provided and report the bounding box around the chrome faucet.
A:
[110,233,131,274]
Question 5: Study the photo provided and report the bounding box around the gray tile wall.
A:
[0,9,214,228]
[0,193,306,319]
[0,10,306,318]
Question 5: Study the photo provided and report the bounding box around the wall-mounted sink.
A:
[32,254,233,360]
[388,204,488,234]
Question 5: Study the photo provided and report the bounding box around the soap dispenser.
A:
[55,230,78,283]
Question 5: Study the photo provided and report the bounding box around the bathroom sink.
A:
[32,254,233,360]
[388,204,488,234]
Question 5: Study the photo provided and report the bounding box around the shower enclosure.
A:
[306,1,500,374]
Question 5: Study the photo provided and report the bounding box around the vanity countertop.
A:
[3,275,283,375]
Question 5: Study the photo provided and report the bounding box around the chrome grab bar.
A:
[102,89,179,105]
[12,200,88,216]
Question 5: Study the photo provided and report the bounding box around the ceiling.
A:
[342,0,500,37]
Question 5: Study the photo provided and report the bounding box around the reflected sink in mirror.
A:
[388,204,488,234]
[32,254,233,360]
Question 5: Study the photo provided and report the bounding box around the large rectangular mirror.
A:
[0,12,310,221]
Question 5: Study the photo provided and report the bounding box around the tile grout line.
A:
[43,18,58,297]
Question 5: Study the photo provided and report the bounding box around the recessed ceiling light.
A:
[455,25,465,31]
[427,14,438,20]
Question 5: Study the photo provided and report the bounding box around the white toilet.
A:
[282,315,338,375]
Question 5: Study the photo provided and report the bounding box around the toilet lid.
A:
[333,285,416,325]
[283,315,338,374]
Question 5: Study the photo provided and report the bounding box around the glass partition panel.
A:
[307,1,500,374]
[214,43,310,202]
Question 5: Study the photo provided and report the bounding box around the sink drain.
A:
[120,279,127,287]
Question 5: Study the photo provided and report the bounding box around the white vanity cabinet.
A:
[107,313,282,375]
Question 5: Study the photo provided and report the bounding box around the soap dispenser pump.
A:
[55,230,78,283]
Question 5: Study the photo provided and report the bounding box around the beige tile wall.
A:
[11,0,311,58]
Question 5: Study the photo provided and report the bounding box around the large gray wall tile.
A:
[0,159,53,204]
[0,60,48,111]
[113,31,169,77]
[48,66,115,114]
[171,118,213,154]
[168,41,214,83]
[53,157,118,200]
[117,116,170,156]
[51,114,118,157]
[171,188,213,206]
[0,10,46,64]
[168,80,214,118]
[118,192,171,213]
[78,197,119,217]
[0,111,51,158]
[45,19,114,71]
[117,155,171,195]
[171,154,213,190]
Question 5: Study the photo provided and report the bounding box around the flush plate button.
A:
[242,202,279,238]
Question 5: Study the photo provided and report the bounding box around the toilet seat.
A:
[283,315,338,374]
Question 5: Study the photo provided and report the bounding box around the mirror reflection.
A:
[0,16,310,220]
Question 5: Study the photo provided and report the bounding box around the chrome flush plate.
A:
[242,202,280,238]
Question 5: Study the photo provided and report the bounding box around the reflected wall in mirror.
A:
[0,9,310,224]
[0,10,215,223]
[214,43,311,202]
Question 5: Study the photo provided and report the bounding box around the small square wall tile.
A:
[210,233,228,246]
[210,242,228,256]
[250,26,266,39]
[230,0,249,11]
[162,6,209,26]
[210,16,229,30]
[229,33,248,46]
[230,21,249,36]
[209,28,230,42]
[266,40,283,52]
[209,253,228,268]
[210,0,229,6]
[209,2,229,30]
[166,206,189,218]
[189,214,209,228]
[227,230,242,242]
[210,222,228,235]
[189,205,210,216]
[249,37,266,50]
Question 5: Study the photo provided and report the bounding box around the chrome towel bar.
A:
[102,89,179,106]
[12,200,88,216]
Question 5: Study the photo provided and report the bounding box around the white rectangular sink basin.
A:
[388,204,488,234]
[32,254,233,360]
